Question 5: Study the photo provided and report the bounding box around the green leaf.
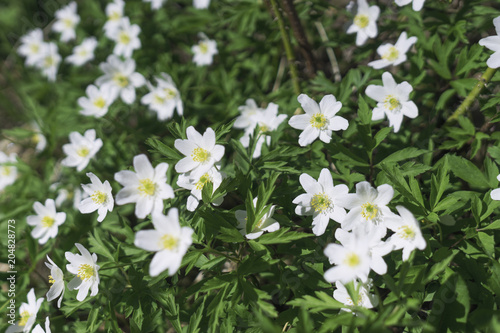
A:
[287,291,344,313]
[447,155,490,188]
[480,219,500,231]
[477,232,495,258]
[376,147,427,165]
[257,227,313,244]
[357,95,371,125]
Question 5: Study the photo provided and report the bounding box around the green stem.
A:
[446,67,497,123]
[100,260,143,271]
[269,0,301,96]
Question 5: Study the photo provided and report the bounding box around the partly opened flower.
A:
[134,208,194,276]
[66,243,100,301]
[368,32,417,69]
[394,0,425,11]
[52,1,80,42]
[61,129,103,172]
[79,172,114,222]
[385,206,426,261]
[45,256,65,308]
[479,16,500,68]
[293,168,348,236]
[27,199,66,244]
[115,154,175,219]
[177,167,225,211]
[346,0,380,46]
[32,317,51,333]
[192,33,218,66]
[333,280,378,313]
[0,151,18,191]
[365,72,418,133]
[6,288,43,333]
[236,197,280,239]
[66,37,98,66]
[174,126,225,177]
[141,73,183,121]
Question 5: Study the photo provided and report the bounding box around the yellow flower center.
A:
[310,113,328,129]
[48,275,55,284]
[78,49,88,57]
[382,46,399,62]
[354,14,369,28]
[344,253,361,267]
[160,234,178,250]
[119,31,130,45]
[195,173,211,190]
[384,95,401,112]
[30,44,39,54]
[77,264,94,281]
[1,166,12,176]
[109,11,121,21]
[44,56,54,68]
[113,73,129,87]
[138,179,155,196]
[41,216,55,227]
[258,123,269,133]
[199,42,209,54]
[310,193,332,213]
[63,18,74,28]
[77,147,90,157]
[191,147,210,163]
[164,88,177,99]
[93,97,106,108]
[361,202,379,221]
[19,310,31,326]
[154,94,166,104]
[91,191,107,204]
[398,225,415,240]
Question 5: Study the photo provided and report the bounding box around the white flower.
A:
[79,172,114,222]
[61,129,103,172]
[365,72,418,133]
[18,29,46,66]
[289,94,349,147]
[192,33,218,66]
[144,0,167,10]
[66,243,100,301]
[236,197,280,239]
[95,55,145,104]
[115,154,175,219]
[27,199,66,244]
[234,99,262,131]
[52,1,80,42]
[368,32,417,69]
[346,0,380,46]
[134,209,193,276]
[32,317,51,333]
[333,280,378,313]
[104,0,125,37]
[394,0,425,11]
[479,17,500,69]
[141,73,183,120]
[30,122,47,153]
[239,102,287,158]
[177,167,225,211]
[52,184,85,210]
[193,0,210,9]
[45,256,65,308]
[337,181,395,233]
[66,37,98,66]
[324,236,372,283]
[5,288,43,333]
[35,43,61,82]
[110,17,141,58]
[292,168,348,236]
[78,84,117,118]
[491,174,500,200]
[385,206,426,261]
[174,126,225,177]
[0,151,17,191]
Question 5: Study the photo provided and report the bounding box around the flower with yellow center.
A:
[52,2,80,42]
[62,129,103,172]
[111,17,141,58]
[78,84,116,118]
[334,280,378,314]
[45,255,65,308]
[177,167,225,212]
[67,37,98,67]
[385,206,426,261]
[6,288,43,333]
[324,238,372,284]
[192,33,218,66]
[368,31,417,69]
[79,172,114,222]
[346,0,380,46]
[141,73,183,121]
[66,243,100,302]
[37,42,61,82]
[27,199,66,245]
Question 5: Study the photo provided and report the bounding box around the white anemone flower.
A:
[30,122,47,153]
[144,0,167,10]
[65,243,100,301]
[78,84,117,118]
[27,199,66,244]
[292,168,348,236]
[95,55,145,104]
[110,17,141,58]
[66,37,98,66]
[192,33,218,66]
[368,32,417,69]
[385,206,426,261]
[234,99,262,131]
[337,181,395,233]
[5,288,43,333]
[193,0,210,9]
[45,256,65,308]
[141,73,183,120]
[0,151,18,191]
[104,0,125,37]
[52,1,80,42]
[134,209,194,277]
[333,280,378,313]
[177,167,225,211]
[36,43,61,82]
[479,17,500,69]
[236,197,280,239]
[61,129,103,172]
[365,72,418,133]
[115,154,175,219]
[18,29,46,66]
[79,172,114,222]
[394,0,425,11]
[289,94,348,147]
[491,174,500,200]
[174,126,225,177]
[32,317,51,333]
[346,0,380,46]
